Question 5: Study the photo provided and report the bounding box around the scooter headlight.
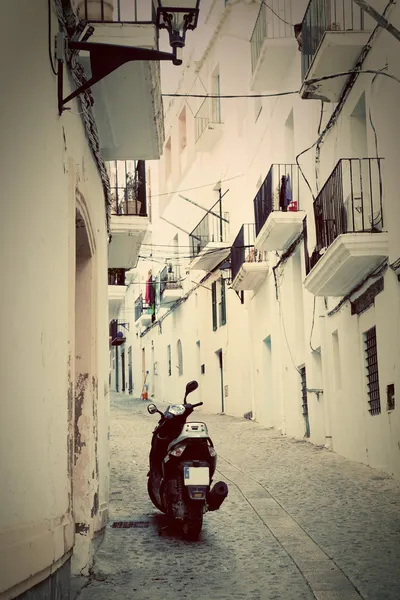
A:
[208,446,217,457]
[168,404,186,415]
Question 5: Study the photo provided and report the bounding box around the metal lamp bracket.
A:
[55,32,182,115]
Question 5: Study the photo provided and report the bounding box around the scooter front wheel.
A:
[147,476,164,513]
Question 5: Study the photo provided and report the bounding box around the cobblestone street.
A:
[73,394,400,600]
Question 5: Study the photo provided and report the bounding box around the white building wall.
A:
[113,0,400,480]
[0,2,111,596]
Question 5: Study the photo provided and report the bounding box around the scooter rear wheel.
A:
[182,506,203,541]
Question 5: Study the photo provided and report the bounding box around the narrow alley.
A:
[73,393,400,600]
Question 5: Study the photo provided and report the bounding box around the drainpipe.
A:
[320,299,332,449]
[115,345,119,392]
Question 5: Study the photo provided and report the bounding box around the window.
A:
[177,339,183,376]
[167,345,172,376]
[212,279,227,330]
[211,282,217,331]
[220,277,226,326]
[179,107,187,151]
[364,326,381,415]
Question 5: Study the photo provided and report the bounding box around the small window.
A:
[201,364,205,375]
[167,345,171,376]
[364,326,381,415]
[177,340,183,376]
[211,282,217,331]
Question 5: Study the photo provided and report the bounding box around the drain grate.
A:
[111,521,150,529]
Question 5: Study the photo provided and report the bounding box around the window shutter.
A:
[220,278,226,326]
[212,282,217,331]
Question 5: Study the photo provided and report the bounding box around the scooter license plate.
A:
[183,466,209,486]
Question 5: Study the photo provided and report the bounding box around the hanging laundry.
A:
[279,174,293,212]
[145,270,153,305]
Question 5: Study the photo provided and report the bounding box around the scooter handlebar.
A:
[191,402,203,408]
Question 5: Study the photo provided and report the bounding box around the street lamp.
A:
[157,0,200,50]
[56,0,201,114]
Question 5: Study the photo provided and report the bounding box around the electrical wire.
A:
[151,173,243,197]
[261,1,295,27]
[162,91,299,98]
[327,260,388,318]
[48,0,58,75]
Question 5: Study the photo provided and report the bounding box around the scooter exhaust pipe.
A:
[207,481,228,511]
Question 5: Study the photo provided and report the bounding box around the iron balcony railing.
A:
[160,265,182,298]
[78,0,157,23]
[313,157,384,260]
[134,294,151,322]
[110,160,147,216]
[250,0,294,72]
[301,0,369,80]
[108,268,126,285]
[231,224,267,282]
[194,97,223,143]
[189,211,230,260]
[254,164,300,237]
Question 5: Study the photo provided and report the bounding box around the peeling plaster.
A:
[75,522,90,535]
[75,372,89,464]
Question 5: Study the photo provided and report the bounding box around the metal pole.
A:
[352,0,400,42]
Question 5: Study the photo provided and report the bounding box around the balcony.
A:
[76,0,164,160]
[189,211,230,271]
[300,0,372,101]
[250,0,297,92]
[134,294,153,328]
[109,319,126,346]
[254,164,305,252]
[108,161,149,268]
[304,158,388,296]
[159,265,183,307]
[108,268,126,319]
[194,97,224,152]
[231,224,269,292]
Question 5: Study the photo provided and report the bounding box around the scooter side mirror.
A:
[183,380,198,404]
[147,403,158,415]
[186,380,198,395]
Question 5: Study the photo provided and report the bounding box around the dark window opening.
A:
[364,326,381,415]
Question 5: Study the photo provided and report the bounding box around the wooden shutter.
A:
[212,282,217,331]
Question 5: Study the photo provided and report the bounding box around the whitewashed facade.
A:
[0,1,166,598]
[111,0,400,481]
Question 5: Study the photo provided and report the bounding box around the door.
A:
[121,350,126,392]
[128,346,133,394]
[216,349,224,413]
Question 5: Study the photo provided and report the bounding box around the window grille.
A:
[300,366,308,417]
[220,278,227,326]
[364,326,381,415]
